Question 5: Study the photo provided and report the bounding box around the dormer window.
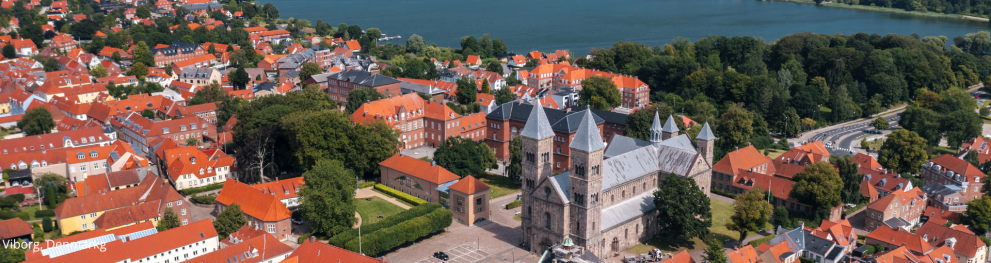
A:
[77,152,84,159]
[190,157,196,164]
[90,151,97,158]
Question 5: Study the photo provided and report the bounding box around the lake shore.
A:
[767,0,989,22]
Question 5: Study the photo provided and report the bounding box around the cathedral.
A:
[519,103,714,257]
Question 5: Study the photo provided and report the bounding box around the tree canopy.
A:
[789,161,843,220]
[17,107,55,136]
[878,129,930,174]
[214,204,247,239]
[576,76,622,110]
[434,136,498,177]
[725,188,772,247]
[299,159,357,237]
[653,175,711,240]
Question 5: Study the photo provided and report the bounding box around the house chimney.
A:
[431,161,436,166]
[309,236,316,243]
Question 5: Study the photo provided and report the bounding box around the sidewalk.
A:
[355,187,412,210]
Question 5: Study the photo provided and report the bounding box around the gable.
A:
[532,174,569,205]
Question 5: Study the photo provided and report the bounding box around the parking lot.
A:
[417,245,492,263]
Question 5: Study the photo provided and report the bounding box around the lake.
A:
[257,0,991,55]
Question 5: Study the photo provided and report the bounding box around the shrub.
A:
[35,210,55,218]
[42,217,53,232]
[16,212,30,221]
[505,200,522,209]
[342,207,452,256]
[191,195,216,205]
[359,181,375,189]
[179,183,225,196]
[297,233,312,244]
[0,210,14,220]
[748,234,775,248]
[712,188,736,199]
[6,194,25,203]
[750,135,774,150]
[374,184,427,206]
[328,203,443,247]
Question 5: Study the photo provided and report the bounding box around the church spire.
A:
[521,102,554,139]
[661,115,678,140]
[650,111,663,145]
[570,109,605,152]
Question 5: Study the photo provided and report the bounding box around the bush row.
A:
[505,200,521,209]
[191,195,216,205]
[329,203,443,247]
[748,234,775,248]
[374,184,427,206]
[712,188,736,199]
[34,209,55,218]
[0,211,30,221]
[359,182,375,188]
[179,183,225,196]
[342,207,453,256]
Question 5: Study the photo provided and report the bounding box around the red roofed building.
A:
[860,167,913,203]
[922,154,986,212]
[344,39,361,52]
[52,174,192,235]
[865,188,926,231]
[915,222,988,263]
[465,55,481,66]
[110,112,216,155]
[774,141,830,166]
[853,152,884,171]
[0,218,33,242]
[867,224,936,255]
[379,153,460,203]
[193,226,294,263]
[727,245,761,263]
[282,237,386,263]
[923,207,961,225]
[351,93,488,149]
[257,29,291,44]
[732,170,842,222]
[250,177,304,208]
[711,145,773,193]
[24,219,219,263]
[161,146,235,190]
[215,179,293,240]
[660,250,696,263]
[448,176,490,226]
[49,33,76,53]
[8,38,38,56]
[755,240,796,263]
[76,168,148,197]
[176,102,218,123]
[0,126,116,157]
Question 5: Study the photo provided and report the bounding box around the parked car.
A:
[291,218,303,225]
[434,252,450,261]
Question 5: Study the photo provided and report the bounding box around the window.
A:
[267,224,275,233]
[476,198,482,205]
[168,202,173,207]
[182,209,187,215]
[545,212,552,229]
[80,164,86,171]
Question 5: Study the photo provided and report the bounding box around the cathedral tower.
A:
[649,112,663,147]
[696,122,715,166]
[520,102,555,251]
[661,115,678,140]
[568,109,606,256]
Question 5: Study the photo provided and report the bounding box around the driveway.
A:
[402,146,437,160]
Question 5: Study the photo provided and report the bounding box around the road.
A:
[797,83,985,157]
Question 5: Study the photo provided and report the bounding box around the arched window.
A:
[636,224,640,234]
[625,229,628,239]
[557,146,561,153]
[545,212,552,229]
[528,206,532,217]
[611,195,614,203]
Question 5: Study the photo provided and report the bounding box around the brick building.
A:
[863,188,926,231]
[52,174,192,235]
[149,41,208,67]
[322,69,400,103]
[921,154,986,212]
[110,112,216,155]
[352,93,488,149]
[214,179,293,241]
[448,176,490,226]
[379,153,460,203]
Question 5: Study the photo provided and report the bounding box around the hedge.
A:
[359,182,375,188]
[34,210,55,218]
[179,183,225,196]
[191,195,216,205]
[16,212,29,221]
[505,200,522,209]
[6,194,24,203]
[712,188,736,199]
[342,207,453,256]
[0,211,13,220]
[329,203,443,247]
[297,233,312,244]
[374,184,427,206]
[748,234,775,248]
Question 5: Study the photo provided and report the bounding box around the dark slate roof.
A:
[697,122,716,141]
[178,68,217,80]
[252,81,277,93]
[183,2,223,10]
[826,246,844,261]
[149,41,200,56]
[662,115,678,133]
[565,105,628,125]
[8,169,31,181]
[489,102,605,135]
[549,172,570,204]
[601,189,656,230]
[277,50,315,69]
[804,230,836,256]
[328,69,399,87]
[604,135,652,159]
[650,112,662,133]
[283,70,299,78]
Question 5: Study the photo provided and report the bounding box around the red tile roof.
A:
[867,225,934,255]
[0,218,34,240]
[465,55,481,65]
[448,176,489,194]
[727,245,760,263]
[281,238,384,263]
[215,179,291,222]
[659,250,695,263]
[923,207,960,224]
[733,170,794,201]
[190,228,293,263]
[91,200,160,229]
[713,145,771,175]
[916,222,984,257]
[345,40,360,51]
[853,153,884,171]
[930,154,984,179]
[379,154,460,184]
[251,177,304,201]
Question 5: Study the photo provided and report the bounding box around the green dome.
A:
[562,236,575,247]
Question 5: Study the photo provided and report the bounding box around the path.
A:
[355,187,412,210]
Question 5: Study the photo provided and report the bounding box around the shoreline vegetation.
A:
[766,0,990,22]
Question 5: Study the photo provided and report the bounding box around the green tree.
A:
[703,238,728,263]
[17,107,55,136]
[141,109,155,119]
[835,155,865,204]
[494,86,515,105]
[456,76,477,105]
[188,83,225,106]
[157,207,181,231]
[2,44,15,59]
[299,159,357,237]
[625,103,681,141]
[345,88,384,114]
[654,175,711,241]
[229,67,250,90]
[790,161,843,219]
[872,117,890,130]
[0,245,25,263]
[90,65,108,78]
[783,107,801,138]
[434,136,498,177]
[879,129,929,175]
[135,6,151,18]
[480,80,491,94]
[942,110,983,148]
[127,62,149,80]
[132,41,155,67]
[964,195,991,234]
[507,136,522,179]
[899,106,943,146]
[299,63,321,83]
[280,110,399,179]
[861,138,870,150]
[213,204,247,239]
[405,34,426,55]
[576,76,621,110]
[716,103,754,151]
[725,188,772,247]
[486,61,504,75]
[981,107,990,117]
[185,137,200,146]
[773,206,793,229]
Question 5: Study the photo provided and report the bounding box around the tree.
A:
[213,204,247,239]
[157,207,181,231]
[879,129,929,174]
[964,195,991,234]
[299,159,356,237]
[654,175,711,240]
[872,117,890,130]
[790,161,843,219]
[41,217,52,232]
[480,80,491,94]
[17,107,55,136]
[725,188,772,247]
[717,103,754,151]
[298,63,321,84]
[942,110,982,148]
[899,106,943,146]
[132,41,155,67]
[703,238,728,263]
[455,76,477,105]
[345,88,384,114]
[229,67,250,90]
[127,62,149,80]
[405,34,426,55]
[141,109,155,119]
[189,83,225,106]
[783,107,801,138]
[576,76,621,110]
[2,44,14,59]
[494,86,515,105]
[835,155,864,204]
[185,137,200,146]
[136,6,151,18]
[507,136,522,179]
[434,136,498,177]
[486,61,504,75]
[981,107,990,117]
[861,138,870,150]
[625,103,679,141]
[90,65,108,78]
[0,245,25,263]
[773,206,793,229]
[280,109,399,179]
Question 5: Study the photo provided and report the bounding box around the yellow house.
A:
[52,187,141,235]
[91,201,161,230]
[53,171,193,235]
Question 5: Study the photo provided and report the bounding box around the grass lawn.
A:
[765,149,787,159]
[480,174,521,199]
[20,205,42,221]
[933,146,957,156]
[354,196,407,226]
[371,188,420,207]
[626,197,770,254]
[418,156,433,162]
[513,214,521,221]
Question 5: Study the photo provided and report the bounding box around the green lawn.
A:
[480,174,521,199]
[626,197,770,254]
[354,197,407,226]
[513,214,521,221]
[20,205,42,221]
[933,146,957,157]
[765,149,787,159]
